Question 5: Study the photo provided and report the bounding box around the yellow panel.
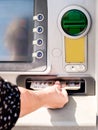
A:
[65,37,85,63]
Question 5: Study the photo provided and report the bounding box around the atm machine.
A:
[0,0,97,130]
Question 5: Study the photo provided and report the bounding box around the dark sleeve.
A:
[0,77,20,130]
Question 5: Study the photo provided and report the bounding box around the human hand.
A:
[38,81,69,109]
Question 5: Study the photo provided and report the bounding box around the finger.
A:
[62,89,69,103]
[55,81,62,91]
[55,81,60,85]
[55,84,62,92]
[62,88,68,96]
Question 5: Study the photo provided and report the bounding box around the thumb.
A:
[55,81,62,91]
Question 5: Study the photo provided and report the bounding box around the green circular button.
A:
[61,9,88,36]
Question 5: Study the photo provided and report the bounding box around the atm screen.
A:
[0,0,33,62]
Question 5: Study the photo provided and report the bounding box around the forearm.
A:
[19,87,45,117]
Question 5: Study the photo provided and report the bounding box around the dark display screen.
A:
[0,0,33,62]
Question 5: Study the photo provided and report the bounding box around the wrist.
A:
[35,87,54,108]
[35,90,47,107]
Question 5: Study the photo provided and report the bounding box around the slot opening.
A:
[66,79,85,95]
[26,78,85,95]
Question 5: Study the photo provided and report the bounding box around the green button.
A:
[61,9,88,36]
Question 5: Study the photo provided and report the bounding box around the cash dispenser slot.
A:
[26,78,85,95]
[17,76,95,95]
